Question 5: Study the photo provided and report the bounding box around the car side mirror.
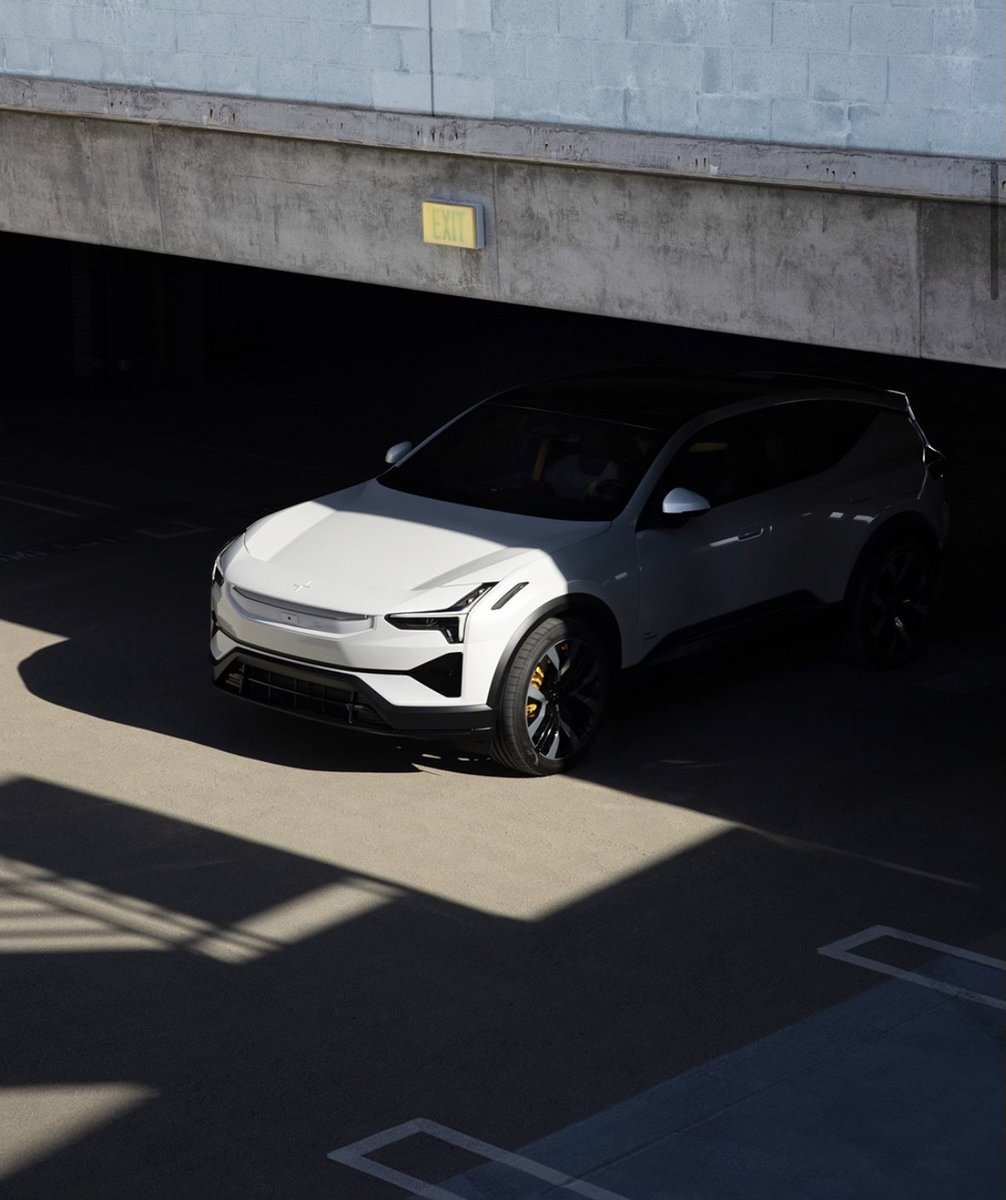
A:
[661,486,711,516]
[385,440,413,466]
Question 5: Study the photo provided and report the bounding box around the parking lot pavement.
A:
[1,431,1003,1199]
[386,953,1003,1200]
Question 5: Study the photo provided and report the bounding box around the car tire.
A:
[843,532,939,669]
[491,616,610,776]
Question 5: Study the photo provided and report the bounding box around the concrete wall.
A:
[1,100,1002,366]
[1,0,1002,157]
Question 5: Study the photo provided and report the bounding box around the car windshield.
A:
[380,402,668,520]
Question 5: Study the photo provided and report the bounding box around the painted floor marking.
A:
[0,480,116,508]
[0,493,81,517]
[0,534,123,566]
[818,925,1006,1010]
[131,519,209,539]
[327,1117,632,1200]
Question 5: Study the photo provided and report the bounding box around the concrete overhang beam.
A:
[0,75,1002,206]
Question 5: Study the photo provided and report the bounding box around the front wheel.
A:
[844,534,938,668]
[491,616,610,776]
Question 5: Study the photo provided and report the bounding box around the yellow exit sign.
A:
[422,200,485,249]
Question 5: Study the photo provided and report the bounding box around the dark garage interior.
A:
[3,229,1003,635]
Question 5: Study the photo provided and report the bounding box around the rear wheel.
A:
[491,616,610,776]
[844,534,938,668]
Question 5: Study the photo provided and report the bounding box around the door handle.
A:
[737,525,764,541]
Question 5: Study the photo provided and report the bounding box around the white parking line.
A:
[0,481,115,508]
[0,494,81,517]
[328,1117,632,1200]
[131,520,209,539]
[818,925,1006,1010]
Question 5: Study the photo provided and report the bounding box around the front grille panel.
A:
[230,588,372,633]
[220,660,386,728]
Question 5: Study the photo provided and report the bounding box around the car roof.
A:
[488,369,907,434]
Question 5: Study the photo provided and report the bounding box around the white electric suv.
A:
[211,371,947,775]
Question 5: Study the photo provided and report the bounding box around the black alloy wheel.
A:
[845,536,938,668]
[492,616,609,775]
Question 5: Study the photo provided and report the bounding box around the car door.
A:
[632,409,786,661]
[751,399,890,604]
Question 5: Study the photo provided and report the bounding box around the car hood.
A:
[231,480,607,614]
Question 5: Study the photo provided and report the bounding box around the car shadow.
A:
[10,523,528,778]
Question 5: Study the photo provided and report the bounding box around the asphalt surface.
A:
[1,388,1004,1199]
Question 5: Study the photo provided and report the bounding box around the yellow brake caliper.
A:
[527,661,546,721]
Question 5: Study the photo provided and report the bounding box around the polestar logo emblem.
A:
[293,581,313,592]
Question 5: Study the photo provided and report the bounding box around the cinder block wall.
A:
[1,0,1002,157]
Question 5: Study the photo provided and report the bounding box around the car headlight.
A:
[212,539,237,586]
[386,582,497,644]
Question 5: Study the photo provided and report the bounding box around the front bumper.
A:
[212,644,497,747]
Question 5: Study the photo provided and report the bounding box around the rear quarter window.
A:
[844,409,924,472]
[758,400,880,488]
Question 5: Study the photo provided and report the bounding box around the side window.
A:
[758,401,878,488]
[838,409,922,473]
[644,400,880,519]
[645,410,771,516]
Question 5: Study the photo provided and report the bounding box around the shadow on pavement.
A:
[0,773,1001,1198]
[590,627,1006,894]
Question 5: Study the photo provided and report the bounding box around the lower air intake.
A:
[225,660,385,728]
